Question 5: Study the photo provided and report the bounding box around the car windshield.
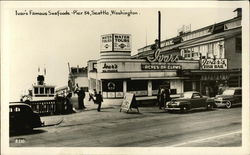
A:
[181,92,193,99]
[222,89,235,95]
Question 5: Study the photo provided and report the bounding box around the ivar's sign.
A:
[147,49,179,63]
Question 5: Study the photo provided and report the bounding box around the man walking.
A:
[95,91,103,112]
[165,88,171,108]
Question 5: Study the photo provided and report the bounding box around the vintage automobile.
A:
[214,87,242,108]
[165,91,214,113]
[9,103,43,132]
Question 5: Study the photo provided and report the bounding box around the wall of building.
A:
[97,58,199,75]
[75,76,88,88]
[170,80,183,94]
[224,35,242,69]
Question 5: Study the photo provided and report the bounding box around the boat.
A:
[20,74,56,103]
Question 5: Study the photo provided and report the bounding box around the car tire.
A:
[225,101,232,109]
[206,103,214,110]
[23,121,33,132]
[181,105,188,113]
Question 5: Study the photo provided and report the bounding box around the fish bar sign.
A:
[201,59,227,70]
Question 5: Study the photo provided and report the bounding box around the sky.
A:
[2,2,240,101]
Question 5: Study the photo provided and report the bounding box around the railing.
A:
[29,100,57,115]
[10,99,67,116]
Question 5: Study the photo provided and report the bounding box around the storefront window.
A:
[102,80,123,98]
[127,80,147,96]
[152,80,170,90]
[127,80,147,91]
[102,80,123,92]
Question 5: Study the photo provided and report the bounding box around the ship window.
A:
[34,87,38,94]
[45,88,50,94]
[15,107,21,112]
[40,88,44,94]
[51,88,55,94]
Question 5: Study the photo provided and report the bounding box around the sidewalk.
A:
[40,98,162,127]
[40,93,164,127]
[70,94,119,111]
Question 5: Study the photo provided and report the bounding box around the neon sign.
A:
[147,49,179,63]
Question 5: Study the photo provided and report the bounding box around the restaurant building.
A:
[79,9,241,104]
[135,8,242,97]
[88,33,198,102]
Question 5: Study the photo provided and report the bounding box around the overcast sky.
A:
[3,2,241,101]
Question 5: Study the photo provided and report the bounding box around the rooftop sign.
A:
[101,34,131,52]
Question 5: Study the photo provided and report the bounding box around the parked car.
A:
[214,87,242,108]
[165,91,214,113]
[9,103,43,132]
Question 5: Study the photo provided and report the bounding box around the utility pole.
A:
[158,11,161,49]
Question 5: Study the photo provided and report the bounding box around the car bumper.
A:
[165,107,181,110]
[214,100,227,107]
[165,105,181,110]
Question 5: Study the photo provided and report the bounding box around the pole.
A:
[158,11,161,49]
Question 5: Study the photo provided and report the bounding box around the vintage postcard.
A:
[1,1,249,155]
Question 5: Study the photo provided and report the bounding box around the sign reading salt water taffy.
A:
[120,93,139,113]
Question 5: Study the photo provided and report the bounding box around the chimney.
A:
[234,8,242,17]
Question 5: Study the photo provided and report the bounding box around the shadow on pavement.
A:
[10,129,47,137]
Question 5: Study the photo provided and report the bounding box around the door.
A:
[191,93,205,108]
[234,89,242,104]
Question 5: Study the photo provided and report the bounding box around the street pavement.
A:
[9,96,242,148]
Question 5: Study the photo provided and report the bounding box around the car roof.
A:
[9,103,30,107]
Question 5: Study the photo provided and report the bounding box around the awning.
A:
[184,70,230,81]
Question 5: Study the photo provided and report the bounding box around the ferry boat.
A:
[21,74,56,103]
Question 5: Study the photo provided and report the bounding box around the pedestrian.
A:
[159,88,165,109]
[95,91,103,112]
[65,92,74,114]
[205,86,210,97]
[89,89,97,103]
[75,87,86,109]
[157,88,161,106]
[165,88,171,108]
